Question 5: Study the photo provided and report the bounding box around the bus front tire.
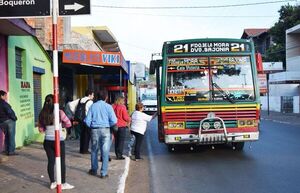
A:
[167,145,176,152]
[232,142,245,151]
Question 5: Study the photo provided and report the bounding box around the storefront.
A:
[58,26,137,112]
[62,49,130,104]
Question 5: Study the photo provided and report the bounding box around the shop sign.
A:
[262,62,283,73]
[63,49,128,73]
[0,0,50,18]
[258,74,267,94]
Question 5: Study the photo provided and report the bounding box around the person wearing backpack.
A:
[68,89,94,154]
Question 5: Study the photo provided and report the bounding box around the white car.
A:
[142,99,157,114]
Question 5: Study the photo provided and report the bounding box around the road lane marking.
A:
[117,157,130,193]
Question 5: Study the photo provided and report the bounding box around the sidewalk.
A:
[0,139,129,193]
[261,110,300,126]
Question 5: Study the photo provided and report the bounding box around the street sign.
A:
[0,0,50,18]
[59,0,90,16]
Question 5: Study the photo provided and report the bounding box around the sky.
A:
[72,0,299,65]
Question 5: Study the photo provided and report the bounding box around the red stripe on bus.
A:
[162,111,257,121]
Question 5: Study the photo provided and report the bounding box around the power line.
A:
[98,11,277,18]
[135,14,276,18]
[92,0,296,9]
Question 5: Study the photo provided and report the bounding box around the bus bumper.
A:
[165,132,259,144]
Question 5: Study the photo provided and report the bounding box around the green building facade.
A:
[7,36,53,147]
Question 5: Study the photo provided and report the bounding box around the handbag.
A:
[110,124,118,133]
[61,128,67,140]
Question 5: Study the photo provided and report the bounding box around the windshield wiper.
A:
[212,82,235,104]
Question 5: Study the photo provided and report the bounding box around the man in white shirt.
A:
[67,89,94,154]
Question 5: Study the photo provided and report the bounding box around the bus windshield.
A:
[165,56,255,103]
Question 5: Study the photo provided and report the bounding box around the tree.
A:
[265,4,300,69]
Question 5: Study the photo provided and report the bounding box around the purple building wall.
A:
[0,35,7,151]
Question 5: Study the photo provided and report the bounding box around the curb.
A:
[117,157,130,193]
[146,131,158,193]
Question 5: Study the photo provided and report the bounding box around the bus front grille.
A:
[162,104,258,129]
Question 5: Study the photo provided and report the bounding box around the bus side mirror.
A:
[255,53,263,73]
[150,60,157,74]
[150,59,162,75]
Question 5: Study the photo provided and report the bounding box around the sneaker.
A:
[100,174,109,179]
[62,183,74,190]
[50,182,57,189]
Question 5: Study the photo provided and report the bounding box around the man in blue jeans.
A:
[84,89,117,178]
[0,90,18,156]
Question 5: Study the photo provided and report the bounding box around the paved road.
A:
[146,118,300,193]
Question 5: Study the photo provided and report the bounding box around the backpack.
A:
[74,99,90,122]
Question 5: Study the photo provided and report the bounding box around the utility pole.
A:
[52,0,62,192]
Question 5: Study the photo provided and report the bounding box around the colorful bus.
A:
[150,38,262,151]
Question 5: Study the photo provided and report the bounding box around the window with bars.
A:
[15,47,24,79]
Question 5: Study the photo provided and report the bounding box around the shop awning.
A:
[62,49,128,74]
[72,26,120,52]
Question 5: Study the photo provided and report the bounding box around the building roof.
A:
[0,19,35,36]
[286,24,300,34]
[241,28,269,39]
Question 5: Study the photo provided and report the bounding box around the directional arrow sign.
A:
[0,0,50,18]
[59,0,90,16]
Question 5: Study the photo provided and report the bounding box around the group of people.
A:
[38,88,156,189]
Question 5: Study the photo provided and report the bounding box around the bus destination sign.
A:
[167,42,250,54]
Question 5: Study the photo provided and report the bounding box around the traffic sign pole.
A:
[52,0,62,192]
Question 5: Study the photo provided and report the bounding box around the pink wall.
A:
[0,35,7,151]
[0,35,7,91]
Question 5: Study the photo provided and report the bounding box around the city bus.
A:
[150,38,262,151]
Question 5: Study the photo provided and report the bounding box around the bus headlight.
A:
[168,121,184,129]
[202,122,210,130]
[238,119,255,127]
[214,121,222,129]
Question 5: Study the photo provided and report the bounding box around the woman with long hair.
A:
[38,94,74,190]
[112,96,131,159]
